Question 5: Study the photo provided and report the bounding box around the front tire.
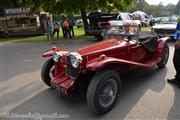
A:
[95,35,103,41]
[87,70,121,114]
[41,58,55,86]
[157,44,169,68]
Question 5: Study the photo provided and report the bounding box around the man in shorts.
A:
[167,16,180,88]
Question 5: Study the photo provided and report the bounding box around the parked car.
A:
[151,17,177,39]
[86,12,141,40]
[86,12,118,40]
[102,22,138,39]
[41,24,169,114]
[149,17,161,26]
[108,17,140,34]
[116,12,141,28]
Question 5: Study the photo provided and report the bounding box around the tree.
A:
[130,0,178,17]
[0,0,20,9]
[0,0,136,34]
[174,0,180,15]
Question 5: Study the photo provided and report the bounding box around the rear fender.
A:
[42,47,70,57]
[86,57,151,71]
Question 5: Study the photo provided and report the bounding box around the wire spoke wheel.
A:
[99,79,118,108]
[87,70,121,114]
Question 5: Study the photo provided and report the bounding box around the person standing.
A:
[60,15,65,38]
[167,16,180,88]
[53,20,60,39]
[67,15,75,37]
[63,18,71,39]
[44,16,54,43]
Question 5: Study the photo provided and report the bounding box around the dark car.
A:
[86,12,118,40]
[149,17,161,26]
[41,24,169,114]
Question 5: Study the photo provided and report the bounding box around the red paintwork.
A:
[42,36,169,95]
[51,73,74,94]
[86,57,154,71]
[42,48,70,57]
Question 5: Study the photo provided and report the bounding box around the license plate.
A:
[51,82,62,92]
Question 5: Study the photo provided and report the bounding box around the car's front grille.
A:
[66,55,79,79]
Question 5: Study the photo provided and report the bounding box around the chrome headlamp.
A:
[52,52,63,62]
[69,52,82,68]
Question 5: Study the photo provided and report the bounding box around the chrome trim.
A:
[52,52,63,62]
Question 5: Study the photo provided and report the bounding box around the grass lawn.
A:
[141,26,151,32]
[1,26,151,43]
[0,27,92,42]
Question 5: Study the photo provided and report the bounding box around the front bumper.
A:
[51,72,75,95]
[50,55,80,95]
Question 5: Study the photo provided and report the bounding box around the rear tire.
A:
[87,70,121,114]
[41,58,55,86]
[138,25,141,31]
[95,35,103,41]
[157,44,169,68]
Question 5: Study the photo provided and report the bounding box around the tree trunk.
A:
[80,9,88,35]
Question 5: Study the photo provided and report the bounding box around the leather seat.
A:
[138,32,158,52]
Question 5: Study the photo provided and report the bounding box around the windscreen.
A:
[160,17,177,24]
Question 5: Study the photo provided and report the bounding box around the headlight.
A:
[69,52,82,68]
[52,52,62,62]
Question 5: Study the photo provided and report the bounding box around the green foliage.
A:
[0,0,136,14]
[1,0,178,17]
[131,0,179,17]
[0,0,136,34]
[0,0,19,8]
[0,27,92,42]
[174,0,180,15]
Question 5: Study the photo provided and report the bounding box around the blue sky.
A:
[145,0,179,5]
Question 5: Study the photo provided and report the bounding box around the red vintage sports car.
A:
[41,24,169,114]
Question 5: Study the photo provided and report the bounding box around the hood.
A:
[152,24,176,29]
[77,37,131,56]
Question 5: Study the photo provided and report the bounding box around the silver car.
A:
[151,17,177,39]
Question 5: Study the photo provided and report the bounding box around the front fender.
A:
[42,48,70,57]
[86,57,151,71]
[157,37,169,53]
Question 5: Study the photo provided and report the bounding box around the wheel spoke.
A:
[99,78,118,108]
